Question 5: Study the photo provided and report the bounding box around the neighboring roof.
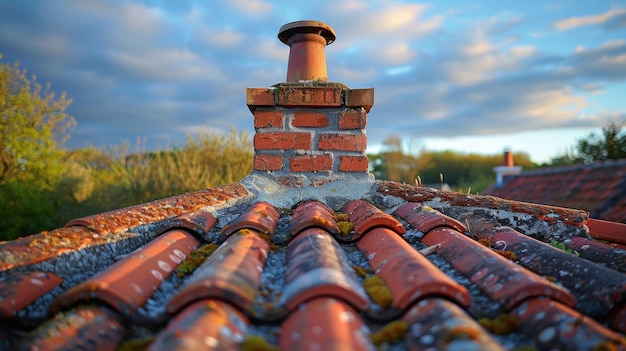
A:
[485,159,626,224]
[1,177,625,350]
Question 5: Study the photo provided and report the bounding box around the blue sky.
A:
[1,1,625,164]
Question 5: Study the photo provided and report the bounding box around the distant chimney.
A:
[246,21,374,187]
[493,149,522,188]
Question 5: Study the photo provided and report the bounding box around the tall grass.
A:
[0,129,253,240]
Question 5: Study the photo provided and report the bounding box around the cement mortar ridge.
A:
[241,173,375,210]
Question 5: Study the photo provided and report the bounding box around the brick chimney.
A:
[493,149,522,188]
[246,20,374,187]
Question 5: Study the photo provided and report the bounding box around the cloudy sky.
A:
[1,1,625,163]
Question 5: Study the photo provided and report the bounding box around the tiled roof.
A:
[1,179,626,350]
[2,19,626,350]
[485,159,626,224]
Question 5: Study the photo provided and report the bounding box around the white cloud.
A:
[553,8,626,31]
[227,0,272,16]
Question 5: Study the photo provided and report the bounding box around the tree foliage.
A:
[577,121,625,163]
[0,55,75,238]
[550,121,626,165]
[0,55,75,186]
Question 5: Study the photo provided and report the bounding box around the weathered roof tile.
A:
[280,228,369,311]
[221,201,279,237]
[2,180,625,350]
[52,229,199,318]
[512,298,626,350]
[279,297,372,351]
[344,199,405,237]
[150,299,248,351]
[167,230,268,315]
[16,306,124,351]
[287,200,340,236]
[395,202,467,234]
[403,298,506,351]
[0,271,62,319]
[422,227,577,310]
[358,227,471,310]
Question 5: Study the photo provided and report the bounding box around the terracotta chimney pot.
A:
[504,150,514,167]
[278,20,336,82]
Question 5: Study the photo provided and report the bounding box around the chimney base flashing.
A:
[242,173,375,209]
[248,170,373,188]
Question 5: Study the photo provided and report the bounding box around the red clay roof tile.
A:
[0,226,137,271]
[3,180,626,350]
[221,201,279,236]
[394,202,467,234]
[52,229,199,317]
[150,299,249,351]
[403,298,506,351]
[0,271,62,319]
[344,199,405,237]
[488,228,626,321]
[17,306,124,351]
[167,230,269,315]
[565,236,626,273]
[358,227,471,310]
[156,210,217,236]
[422,227,577,310]
[279,297,372,350]
[67,183,250,234]
[587,218,626,245]
[287,200,340,236]
[280,228,369,311]
[512,298,626,350]
[377,180,589,227]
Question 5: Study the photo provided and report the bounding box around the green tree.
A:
[0,54,74,239]
[577,121,625,163]
[549,121,626,165]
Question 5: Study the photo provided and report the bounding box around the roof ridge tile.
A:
[65,183,251,235]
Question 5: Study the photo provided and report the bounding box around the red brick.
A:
[254,111,284,129]
[254,154,283,171]
[292,112,329,128]
[254,132,312,150]
[345,88,374,112]
[339,111,366,130]
[246,88,275,106]
[339,156,368,172]
[318,133,367,152]
[290,154,332,172]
